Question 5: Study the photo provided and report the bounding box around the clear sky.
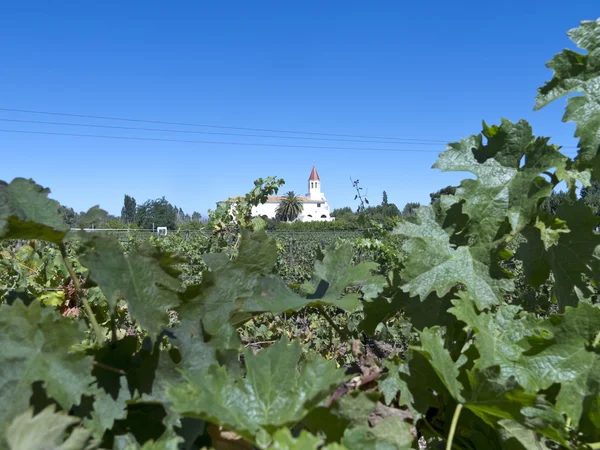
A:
[0,1,597,217]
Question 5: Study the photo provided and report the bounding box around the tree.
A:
[429,185,457,203]
[192,211,202,222]
[382,191,388,205]
[58,205,80,227]
[121,195,137,225]
[275,191,303,222]
[136,197,178,229]
[581,181,600,216]
[401,202,420,218]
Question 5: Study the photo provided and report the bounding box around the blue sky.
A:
[0,1,597,217]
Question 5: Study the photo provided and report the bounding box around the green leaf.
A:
[78,234,181,336]
[413,327,465,402]
[167,337,345,441]
[113,434,183,450]
[176,230,283,335]
[517,200,600,309]
[0,300,94,444]
[463,367,567,445]
[303,391,379,443]
[0,178,68,243]
[302,242,378,311]
[379,357,416,417]
[434,120,567,263]
[496,420,552,450]
[449,292,540,377]
[361,288,455,334]
[394,206,512,309]
[341,416,415,450]
[535,19,600,177]
[267,429,324,450]
[5,405,97,450]
[83,378,130,439]
[516,302,600,427]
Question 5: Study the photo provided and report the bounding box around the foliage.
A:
[275,191,303,222]
[121,195,137,225]
[4,18,600,450]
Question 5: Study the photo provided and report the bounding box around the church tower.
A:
[308,166,322,200]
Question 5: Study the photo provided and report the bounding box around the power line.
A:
[0,107,579,149]
[0,118,445,146]
[0,128,580,155]
[0,129,443,153]
[0,107,448,143]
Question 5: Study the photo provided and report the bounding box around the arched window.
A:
[320,214,327,219]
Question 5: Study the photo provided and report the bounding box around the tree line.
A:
[59,194,204,230]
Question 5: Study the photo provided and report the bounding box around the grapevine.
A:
[2,18,600,450]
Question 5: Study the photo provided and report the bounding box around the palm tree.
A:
[276,191,303,222]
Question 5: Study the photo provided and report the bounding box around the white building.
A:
[222,166,334,222]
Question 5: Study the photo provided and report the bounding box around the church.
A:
[223,166,334,222]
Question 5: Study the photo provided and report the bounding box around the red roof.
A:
[309,166,320,181]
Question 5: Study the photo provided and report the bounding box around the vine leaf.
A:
[303,391,379,443]
[84,378,130,439]
[453,295,600,429]
[535,19,600,178]
[412,327,568,445]
[0,300,94,444]
[515,302,600,427]
[113,434,183,450]
[77,234,181,337]
[341,416,414,450]
[301,242,378,311]
[413,327,465,402]
[268,428,324,449]
[167,337,345,441]
[435,120,568,262]
[0,178,68,243]
[449,292,540,378]
[5,405,97,450]
[517,200,600,309]
[394,206,512,309]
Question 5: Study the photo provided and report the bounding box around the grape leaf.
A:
[176,230,287,335]
[517,200,600,309]
[179,232,375,335]
[303,391,379,443]
[113,434,183,450]
[0,300,94,443]
[394,206,512,309]
[78,234,181,336]
[434,120,567,264]
[514,302,600,427]
[452,293,600,428]
[5,405,97,450]
[497,420,552,450]
[361,289,455,334]
[449,292,540,378]
[535,19,600,177]
[413,327,465,402]
[379,356,417,418]
[0,178,68,243]
[341,416,414,450]
[167,337,345,441]
[412,328,568,444]
[84,378,130,439]
[268,429,324,450]
[301,242,378,311]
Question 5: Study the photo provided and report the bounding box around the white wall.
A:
[251,200,334,222]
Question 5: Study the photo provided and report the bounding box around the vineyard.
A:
[3,18,600,450]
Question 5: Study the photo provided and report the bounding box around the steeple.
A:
[308,166,322,200]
